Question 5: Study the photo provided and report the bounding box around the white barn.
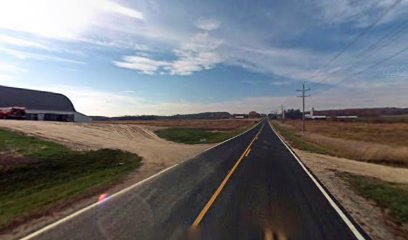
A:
[0,85,91,122]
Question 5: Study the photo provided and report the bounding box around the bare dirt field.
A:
[296,149,408,240]
[0,120,211,175]
[0,119,257,183]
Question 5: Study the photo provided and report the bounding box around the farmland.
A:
[273,120,408,167]
[98,119,259,131]
[278,120,408,147]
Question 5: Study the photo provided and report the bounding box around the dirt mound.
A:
[0,120,211,175]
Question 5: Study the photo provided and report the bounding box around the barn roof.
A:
[0,85,76,112]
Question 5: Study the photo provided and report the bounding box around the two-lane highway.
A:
[22,119,366,240]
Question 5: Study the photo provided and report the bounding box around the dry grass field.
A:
[98,119,259,131]
[273,120,408,167]
[282,120,408,147]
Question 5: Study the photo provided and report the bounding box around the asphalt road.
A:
[23,119,366,240]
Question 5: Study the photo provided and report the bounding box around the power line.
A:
[319,0,402,70]
[297,82,310,134]
[321,18,408,82]
[352,45,408,77]
[310,34,408,103]
[275,0,402,115]
[280,105,285,122]
[308,0,402,84]
[356,20,408,59]
[276,0,402,111]
[308,44,408,102]
[296,0,407,102]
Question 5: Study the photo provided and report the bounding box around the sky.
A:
[0,0,408,116]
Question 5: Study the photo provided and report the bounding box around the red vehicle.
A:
[0,107,27,119]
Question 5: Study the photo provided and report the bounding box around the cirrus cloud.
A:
[114,31,223,75]
[195,19,221,31]
[0,0,144,40]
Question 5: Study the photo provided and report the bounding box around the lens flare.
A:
[98,193,109,203]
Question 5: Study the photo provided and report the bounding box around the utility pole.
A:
[297,82,310,134]
[280,105,285,123]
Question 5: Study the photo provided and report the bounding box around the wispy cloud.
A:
[0,61,25,74]
[270,80,291,86]
[0,35,50,50]
[0,61,26,83]
[0,0,143,40]
[114,56,169,75]
[195,19,221,31]
[114,30,223,75]
[168,32,223,75]
[225,45,343,84]
[0,47,86,64]
[80,38,151,51]
[310,0,408,27]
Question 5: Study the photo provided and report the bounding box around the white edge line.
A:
[267,121,365,240]
[20,119,263,240]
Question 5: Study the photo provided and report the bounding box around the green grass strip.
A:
[154,128,240,144]
[0,128,142,229]
[344,174,408,223]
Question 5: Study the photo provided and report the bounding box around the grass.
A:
[0,128,142,230]
[0,128,68,160]
[271,123,329,154]
[343,173,408,224]
[154,128,242,144]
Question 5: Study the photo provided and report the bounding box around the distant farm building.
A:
[305,108,327,120]
[0,85,91,122]
[233,114,248,119]
[335,116,358,119]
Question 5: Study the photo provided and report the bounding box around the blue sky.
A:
[0,0,408,116]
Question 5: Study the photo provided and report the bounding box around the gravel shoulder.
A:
[295,149,408,240]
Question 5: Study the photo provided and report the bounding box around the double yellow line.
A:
[191,124,264,227]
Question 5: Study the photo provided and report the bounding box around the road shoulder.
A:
[271,120,408,240]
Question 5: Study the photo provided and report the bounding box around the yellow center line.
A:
[191,124,264,227]
[264,227,273,240]
[245,148,251,157]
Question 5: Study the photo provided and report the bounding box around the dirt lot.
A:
[0,120,211,174]
[0,119,256,180]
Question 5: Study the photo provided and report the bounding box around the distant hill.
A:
[314,107,408,117]
[91,112,232,121]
